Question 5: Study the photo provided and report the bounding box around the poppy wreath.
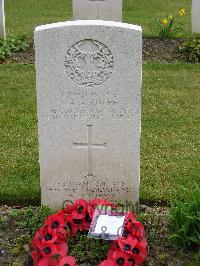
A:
[32,198,147,266]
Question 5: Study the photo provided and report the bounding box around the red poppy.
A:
[98,259,116,266]
[89,198,104,207]
[65,199,91,231]
[67,211,88,236]
[57,242,68,257]
[126,222,145,240]
[90,198,113,206]
[37,257,57,266]
[107,241,120,258]
[125,211,137,224]
[32,248,42,264]
[87,203,96,221]
[64,204,73,214]
[130,228,144,241]
[44,211,66,230]
[112,250,137,265]
[100,259,139,266]
[58,209,67,216]
[34,226,58,244]
[58,256,77,266]
[32,239,43,263]
[87,198,114,219]
[55,226,68,242]
[33,240,58,258]
[118,235,137,254]
[71,199,88,220]
[66,214,81,236]
[130,239,147,265]
[118,236,147,265]
[89,198,116,209]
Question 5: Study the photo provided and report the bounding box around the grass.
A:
[123,0,191,37]
[4,0,191,38]
[0,65,39,205]
[141,63,200,203]
[5,0,72,37]
[0,63,199,205]
[169,183,200,251]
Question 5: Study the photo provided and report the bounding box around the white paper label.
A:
[93,214,125,236]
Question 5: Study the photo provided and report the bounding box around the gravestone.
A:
[192,0,200,32]
[34,20,142,209]
[0,0,5,38]
[73,0,122,22]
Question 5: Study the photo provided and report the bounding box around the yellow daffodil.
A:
[162,18,168,26]
[179,8,186,16]
[168,15,173,20]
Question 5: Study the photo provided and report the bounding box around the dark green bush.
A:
[0,34,29,61]
[169,183,200,251]
[179,34,200,63]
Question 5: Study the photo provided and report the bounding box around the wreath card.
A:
[88,205,127,240]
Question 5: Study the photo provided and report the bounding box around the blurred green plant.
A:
[179,34,200,63]
[150,8,186,39]
[17,205,54,237]
[169,183,200,251]
[0,34,29,61]
[68,231,109,264]
[195,250,200,265]
[6,234,31,256]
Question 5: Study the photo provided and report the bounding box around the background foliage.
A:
[169,184,200,258]
[5,0,191,37]
[180,34,200,63]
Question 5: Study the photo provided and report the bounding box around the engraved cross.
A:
[90,0,106,19]
[73,125,106,176]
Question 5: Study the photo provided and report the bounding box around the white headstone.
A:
[192,0,200,32]
[34,20,142,209]
[0,0,5,38]
[73,0,122,22]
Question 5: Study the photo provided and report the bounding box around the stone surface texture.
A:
[0,0,5,38]
[192,0,200,33]
[73,0,122,21]
[34,20,142,209]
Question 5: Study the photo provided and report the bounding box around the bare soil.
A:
[143,38,183,63]
[1,38,184,65]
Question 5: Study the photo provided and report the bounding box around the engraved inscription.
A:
[48,180,132,200]
[64,39,114,87]
[46,90,135,121]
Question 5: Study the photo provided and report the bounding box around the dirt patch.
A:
[1,38,184,65]
[143,38,183,63]
[3,39,34,65]
[0,205,195,266]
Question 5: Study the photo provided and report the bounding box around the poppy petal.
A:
[58,255,77,266]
